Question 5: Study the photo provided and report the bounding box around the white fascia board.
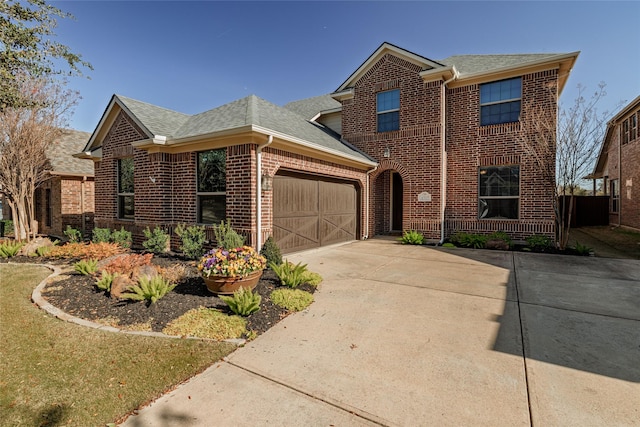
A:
[251,125,377,168]
[131,124,376,168]
[73,147,102,161]
[419,66,457,82]
[152,135,167,145]
[131,125,255,149]
[608,94,640,125]
[310,107,343,123]
[458,51,580,83]
[330,89,354,101]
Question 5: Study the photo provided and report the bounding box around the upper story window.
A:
[117,157,134,220]
[197,149,226,224]
[480,77,522,126]
[377,89,400,132]
[478,165,520,220]
[622,113,637,145]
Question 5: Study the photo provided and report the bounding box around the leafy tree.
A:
[0,0,92,110]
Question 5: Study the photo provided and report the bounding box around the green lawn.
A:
[0,264,236,426]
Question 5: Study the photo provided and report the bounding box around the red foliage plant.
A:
[102,253,153,276]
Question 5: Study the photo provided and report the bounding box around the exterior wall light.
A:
[261,173,273,192]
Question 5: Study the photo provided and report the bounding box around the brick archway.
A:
[371,159,410,235]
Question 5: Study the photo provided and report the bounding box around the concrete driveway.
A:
[122,239,640,426]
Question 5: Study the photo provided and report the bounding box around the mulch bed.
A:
[4,255,314,338]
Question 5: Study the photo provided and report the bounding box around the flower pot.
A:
[203,269,263,295]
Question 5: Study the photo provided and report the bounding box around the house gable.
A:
[79,95,186,160]
[335,42,444,95]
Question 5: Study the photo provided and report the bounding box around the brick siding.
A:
[341,54,559,241]
[606,105,640,230]
[35,176,95,238]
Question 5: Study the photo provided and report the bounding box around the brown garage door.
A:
[273,173,358,253]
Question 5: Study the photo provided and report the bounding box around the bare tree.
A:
[0,75,78,241]
[518,82,610,250]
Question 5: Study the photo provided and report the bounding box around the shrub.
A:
[35,245,53,257]
[399,230,424,245]
[175,224,206,259]
[526,235,553,251]
[449,232,488,249]
[0,240,23,258]
[48,242,125,260]
[103,253,153,275]
[111,227,132,249]
[219,287,261,316]
[213,220,245,249]
[1,220,14,236]
[162,308,246,340]
[300,270,323,286]
[573,241,593,256]
[64,225,82,243]
[95,271,118,292]
[488,231,512,247]
[260,236,282,267]
[158,264,189,284]
[441,242,456,248]
[270,260,308,288]
[74,259,98,275]
[120,275,176,304]
[142,226,170,254]
[271,288,314,312]
[91,228,112,243]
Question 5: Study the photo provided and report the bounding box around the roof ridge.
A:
[115,94,190,117]
[246,94,259,125]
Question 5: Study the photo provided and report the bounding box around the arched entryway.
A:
[373,168,404,235]
[391,171,403,231]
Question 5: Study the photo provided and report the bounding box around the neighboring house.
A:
[591,95,640,230]
[35,129,95,237]
[78,42,578,253]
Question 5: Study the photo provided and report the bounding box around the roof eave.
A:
[419,66,457,83]
[73,147,102,161]
[49,171,95,178]
[607,94,640,125]
[132,124,376,170]
[450,51,580,93]
[330,88,354,102]
[82,95,155,154]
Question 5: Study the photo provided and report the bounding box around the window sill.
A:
[478,217,519,221]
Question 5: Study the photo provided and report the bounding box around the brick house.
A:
[34,129,95,238]
[591,95,640,230]
[79,42,578,253]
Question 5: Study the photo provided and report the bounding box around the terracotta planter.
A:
[203,269,263,295]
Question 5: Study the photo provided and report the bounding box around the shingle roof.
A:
[116,95,190,138]
[117,94,372,163]
[47,129,93,175]
[438,53,563,77]
[283,94,341,120]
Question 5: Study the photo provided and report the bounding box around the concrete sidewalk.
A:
[121,239,640,426]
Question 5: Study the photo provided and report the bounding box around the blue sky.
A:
[50,1,640,133]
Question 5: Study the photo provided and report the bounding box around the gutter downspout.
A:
[364,165,379,239]
[256,135,273,250]
[81,176,87,237]
[439,70,458,244]
[618,122,622,226]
